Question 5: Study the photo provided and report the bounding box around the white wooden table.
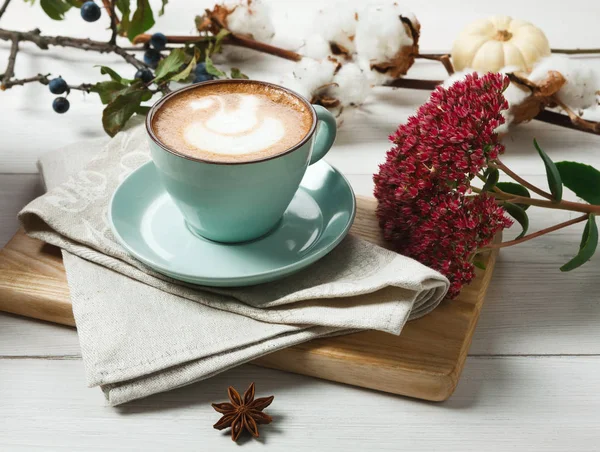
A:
[1,0,599,450]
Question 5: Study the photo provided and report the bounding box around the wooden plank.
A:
[0,195,498,402]
[0,357,598,450]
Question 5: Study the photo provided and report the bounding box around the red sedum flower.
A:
[374,72,513,298]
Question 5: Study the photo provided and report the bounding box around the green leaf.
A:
[560,215,598,272]
[230,67,249,79]
[116,0,131,34]
[503,202,529,240]
[169,54,197,82]
[473,261,487,270]
[127,0,155,42]
[91,80,150,105]
[211,28,231,54]
[96,66,128,84]
[496,182,531,211]
[204,56,226,78]
[555,161,600,205]
[65,0,84,7]
[533,138,563,202]
[154,48,189,81]
[159,0,168,16]
[40,0,72,20]
[91,81,129,105]
[482,168,499,192]
[102,87,151,137]
[135,105,151,115]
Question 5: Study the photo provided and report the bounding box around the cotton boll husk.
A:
[330,62,370,107]
[315,3,359,55]
[355,3,418,81]
[529,55,599,109]
[216,0,275,61]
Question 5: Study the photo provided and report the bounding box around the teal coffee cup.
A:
[146,80,337,243]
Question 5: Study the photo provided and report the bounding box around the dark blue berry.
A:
[192,73,215,84]
[144,49,161,69]
[194,62,209,76]
[80,1,101,22]
[48,77,67,95]
[52,97,70,114]
[134,68,154,84]
[150,32,167,50]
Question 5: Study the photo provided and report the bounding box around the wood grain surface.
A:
[0,195,498,402]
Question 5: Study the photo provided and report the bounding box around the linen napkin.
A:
[19,119,449,405]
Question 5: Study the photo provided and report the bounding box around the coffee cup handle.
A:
[309,105,337,165]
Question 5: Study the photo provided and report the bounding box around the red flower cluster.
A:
[374,72,513,298]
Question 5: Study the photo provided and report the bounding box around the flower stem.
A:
[484,214,588,249]
[493,159,554,200]
[494,189,600,215]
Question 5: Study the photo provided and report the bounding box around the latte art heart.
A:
[152,82,312,163]
[183,95,286,155]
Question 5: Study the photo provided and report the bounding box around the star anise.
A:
[211,382,274,442]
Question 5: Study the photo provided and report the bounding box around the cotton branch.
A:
[384,77,441,90]
[415,53,454,75]
[551,48,600,55]
[132,32,303,62]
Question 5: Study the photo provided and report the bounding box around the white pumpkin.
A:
[451,16,551,73]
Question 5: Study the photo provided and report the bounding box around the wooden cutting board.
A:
[0,196,498,401]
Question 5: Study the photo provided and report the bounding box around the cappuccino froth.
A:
[151,82,313,163]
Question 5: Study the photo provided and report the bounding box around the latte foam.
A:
[151,82,313,163]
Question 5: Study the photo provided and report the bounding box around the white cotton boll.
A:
[280,57,338,101]
[292,57,338,93]
[529,55,599,109]
[301,35,332,60]
[280,74,313,100]
[355,3,417,70]
[315,3,359,55]
[581,104,600,122]
[216,0,275,61]
[330,62,370,107]
[225,0,274,42]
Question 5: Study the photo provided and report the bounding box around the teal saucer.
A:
[109,161,356,287]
